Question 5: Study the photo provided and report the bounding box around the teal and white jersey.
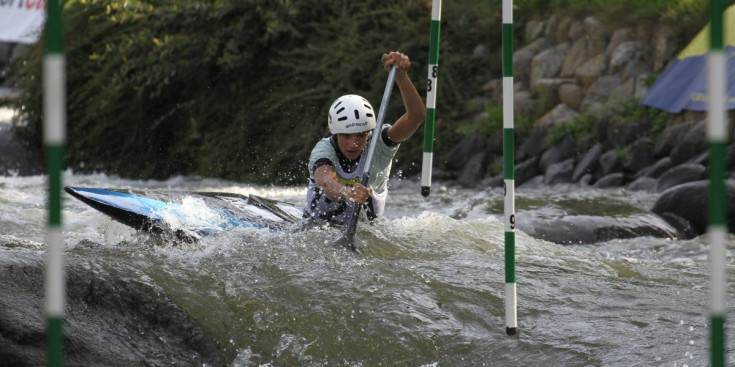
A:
[305,126,400,224]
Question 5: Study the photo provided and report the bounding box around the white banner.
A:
[0,0,46,44]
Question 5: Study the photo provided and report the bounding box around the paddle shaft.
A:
[342,66,398,246]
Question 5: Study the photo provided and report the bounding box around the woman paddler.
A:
[304,51,426,225]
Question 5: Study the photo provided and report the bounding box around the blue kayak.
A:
[64,186,302,241]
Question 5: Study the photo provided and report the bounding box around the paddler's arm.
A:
[382,51,427,144]
[313,165,372,204]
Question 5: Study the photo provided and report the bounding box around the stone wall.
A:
[445,14,735,192]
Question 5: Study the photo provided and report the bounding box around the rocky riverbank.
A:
[441,14,735,238]
[0,247,226,366]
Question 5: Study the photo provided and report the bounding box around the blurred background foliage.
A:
[13,0,502,184]
[10,0,727,184]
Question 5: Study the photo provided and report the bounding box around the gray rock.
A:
[535,78,574,106]
[670,120,707,165]
[652,24,679,73]
[599,150,622,176]
[594,173,626,188]
[519,214,681,245]
[575,54,608,87]
[583,16,609,50]
[515,157,540,187]
[607,118,653,148]
[627,176,657,192]
[608,41,642,74]
[622,137,656,174]
[559,83,584,111]
[525,21,546,43]
[654,122,693,158]
[561,37,600,78]
[537,103,580,129]
[518,175,544,189]
[515,90,537,115]
[0,251,225,366]
[544,158,574,185]
[568,20,585,41]
[518,126,550,160]
[458,152,488,187]
[572,144,603,182]
[655,163,707,192]
[582,75,622,109]
[445,134,486,171]
[530,44,568,89]
[540,136,576,173]
[651,180,735,236]
[642,157,673,179]
[605,28,635,56]
[578,173,593,186]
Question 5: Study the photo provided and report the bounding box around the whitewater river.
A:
[1,172,733,366]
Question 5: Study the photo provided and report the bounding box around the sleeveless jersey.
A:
[304,126,400,225]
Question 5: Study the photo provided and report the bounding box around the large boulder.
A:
[515,157,540,187]
[457,151,488,187]
[530,43,569,89]
[445,134,486,171]
[670,120,708,166]
[572,144,603,182]
[559,83,584,111]
[655,163,707,192]
[622,137,656,174]
[0,251,225,366]
[575,54,608,87]
[654,121,694,158]
[651,180,735,237]
[544,158,574,185]
[520,214,681,245]
[561,37,600,77]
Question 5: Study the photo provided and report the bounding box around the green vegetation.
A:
[546,113,594,146]
[9,0,729,183]
[614,99,669,136]
[12,0,502,183]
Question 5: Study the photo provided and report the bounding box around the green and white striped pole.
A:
[707,0,727,365]
[421,0,441,197]
[44,0,66,365]
[502,0,517,336]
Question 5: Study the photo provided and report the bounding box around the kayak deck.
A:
[65,186,302,241]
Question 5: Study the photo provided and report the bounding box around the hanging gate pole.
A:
[502,0,517,336]
[421,0,442,197]
[707,0,727,365]
[44,0,66,365]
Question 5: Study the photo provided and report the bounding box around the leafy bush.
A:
[13,0,504,183]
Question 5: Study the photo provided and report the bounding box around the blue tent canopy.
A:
[640,5,735,113]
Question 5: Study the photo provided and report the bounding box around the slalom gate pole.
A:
[421,0,442,197]
[707,0,727,365]
[44,0,66,365]
[502,0,517,336]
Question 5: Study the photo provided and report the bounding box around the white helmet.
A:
[327,94,376,134]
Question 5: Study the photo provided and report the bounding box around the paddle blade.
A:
[336,202,361,251]
[333,235,357,252]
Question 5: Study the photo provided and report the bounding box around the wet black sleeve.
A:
[381,126,399,147]
[311,158,334,174]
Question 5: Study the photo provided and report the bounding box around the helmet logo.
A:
[328,94,377,134]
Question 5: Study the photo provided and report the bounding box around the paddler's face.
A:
[337,132,370,160]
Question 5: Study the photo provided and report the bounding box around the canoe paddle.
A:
[336,64,398,251]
